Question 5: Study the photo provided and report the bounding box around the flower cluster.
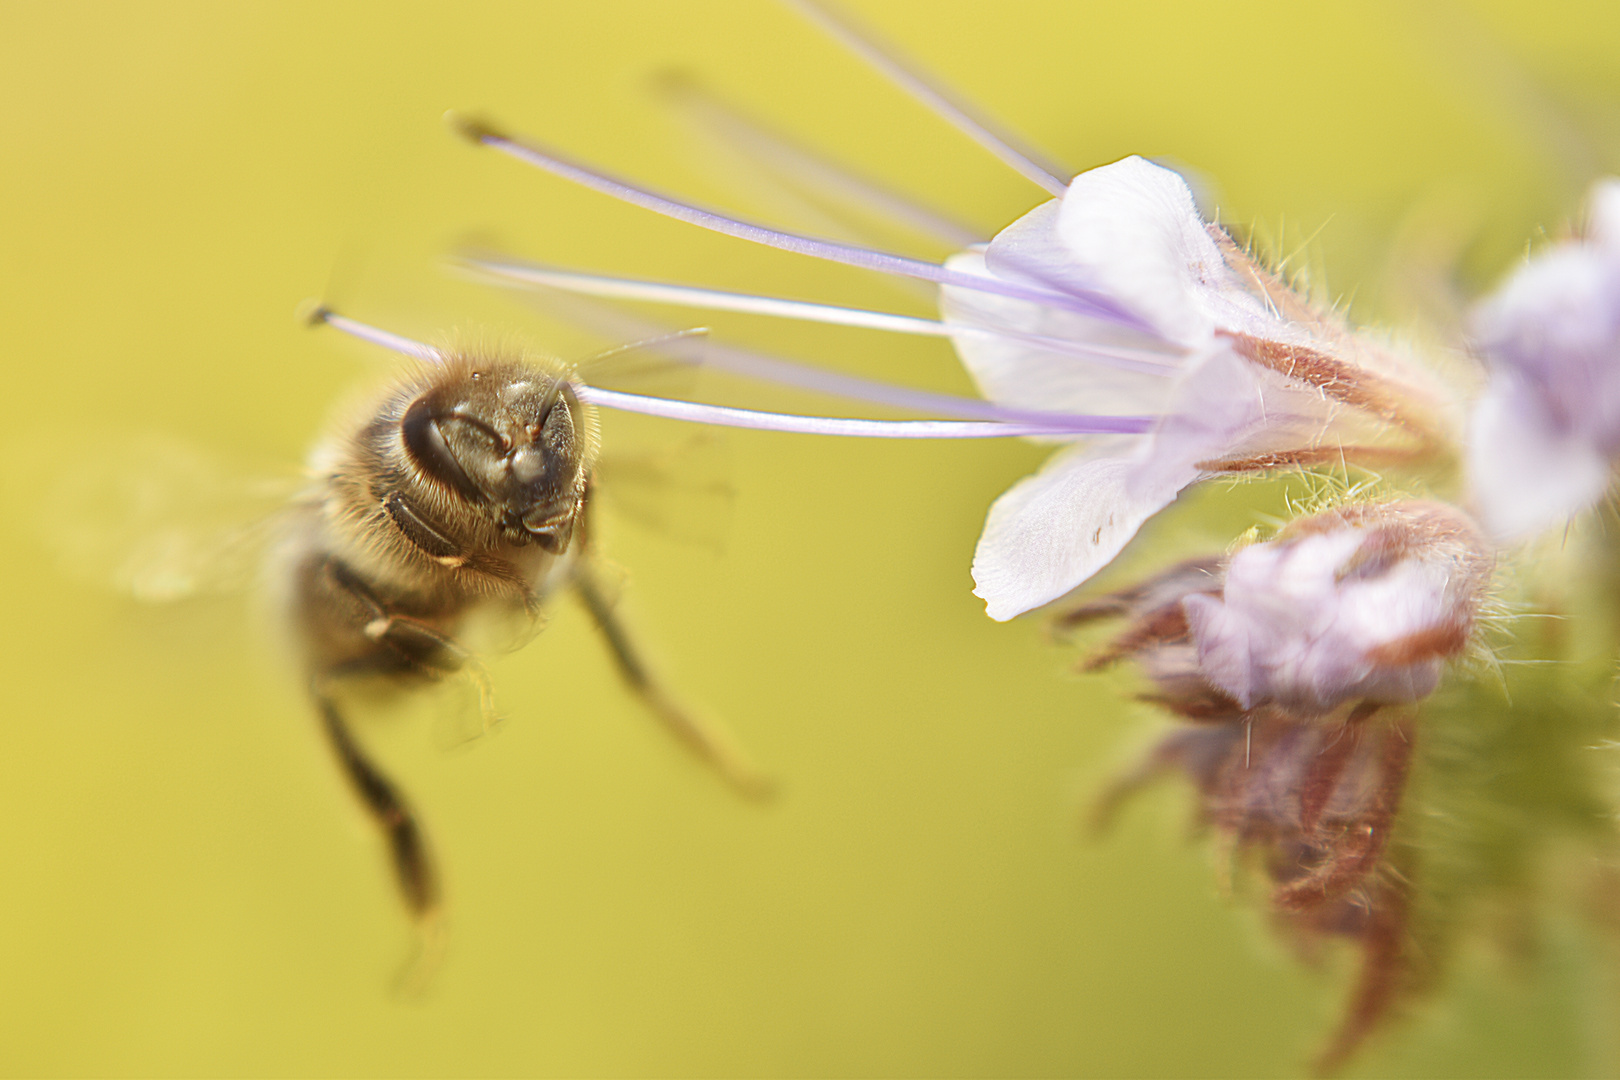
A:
[1070,501,1492,1071]
[443,6,1620,1070]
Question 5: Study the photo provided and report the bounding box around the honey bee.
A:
[281,308,769,946]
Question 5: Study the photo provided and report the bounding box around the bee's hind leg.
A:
[570,561,774,801]
[309,558,471,987]
[309,676,448,995]
[311,683,441,921]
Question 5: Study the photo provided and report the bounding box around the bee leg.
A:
[311,679,449,995]
[326,557,503,733]
[311,682,442,921]
[382,490,538,614]
[570,562,774,800]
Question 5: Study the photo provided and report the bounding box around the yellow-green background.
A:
[1,2,1616,1075]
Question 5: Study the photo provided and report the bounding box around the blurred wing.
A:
[9,431,303,602]
[593,432,735,553]
[571,322,711,398]
[653,69,982,257]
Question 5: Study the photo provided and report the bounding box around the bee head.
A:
[400,359,596,553]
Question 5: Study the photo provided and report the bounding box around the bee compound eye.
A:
[401,400,484,504]
[538,398,575,455]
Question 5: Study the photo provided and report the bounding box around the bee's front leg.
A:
[569,482,773,800]
[382,490,537,613]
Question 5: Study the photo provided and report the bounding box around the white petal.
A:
[942,248,1179,416]
[971,443,1193,620]
[1051,156,1282,347]
[1468,373,1612,541]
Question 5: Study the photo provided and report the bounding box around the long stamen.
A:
[783,0,1072,198]
[459,256,1180,376]
[303,304,445,363]
[447,114,1143,330]
[654,69,984,249]
[480,269,1152,429]
[575,386,1141,438]
[305,306,1153,438]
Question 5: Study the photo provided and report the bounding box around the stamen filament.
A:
[784,0,1072,197]
[487,271,1152,429]
[654,69,984,248]
[447,114,1142,329]
[460,256,1180,376]
[306,305,1153,438]
[576,386,1142,438]
[303,305,445,363]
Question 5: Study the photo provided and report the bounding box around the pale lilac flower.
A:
[942,156,1446,619]
[1467,178,1620,541]
[1181,502,1491,714]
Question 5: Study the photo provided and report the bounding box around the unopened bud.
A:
[1183,501,1491,714]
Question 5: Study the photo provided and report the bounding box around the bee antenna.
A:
[578,326,709,368]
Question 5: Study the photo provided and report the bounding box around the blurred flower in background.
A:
[1072,500,1493,1072]
[1468,177,1620,541]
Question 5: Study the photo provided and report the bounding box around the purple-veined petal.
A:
[970,444,1194,620]
[965,345,1351,621]
[1128,344,1337,496]
[940,249,1182,416]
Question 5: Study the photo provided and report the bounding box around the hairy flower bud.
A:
[1073,501,1491,718]
[1183,502,1492,714]
[1077,499,1491,1071]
